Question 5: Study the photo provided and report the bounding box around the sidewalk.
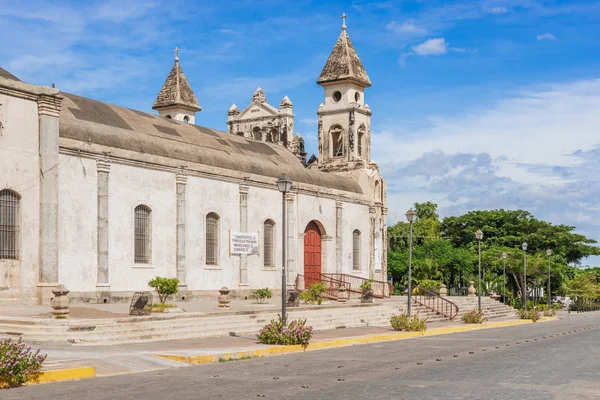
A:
[36,314,542,380]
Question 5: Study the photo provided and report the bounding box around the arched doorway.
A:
[304,221,322,286]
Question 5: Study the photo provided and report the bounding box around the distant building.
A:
[0,21,387,304]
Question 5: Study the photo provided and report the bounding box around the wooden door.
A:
[304,221,322,286]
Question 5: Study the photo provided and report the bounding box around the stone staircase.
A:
[0,301,408,346]
[407,296,515,323]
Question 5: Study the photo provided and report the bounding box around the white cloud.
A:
[386,21,427,34]
[537,32,557,41]
[489,6,508,14]
[412,38,447,56]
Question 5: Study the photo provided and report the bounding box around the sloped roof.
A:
[152,60,201,111]
[59,93,363,194]
[317,29,371,87]
[0,67,20,82]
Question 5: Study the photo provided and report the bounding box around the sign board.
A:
[230,232,259,255]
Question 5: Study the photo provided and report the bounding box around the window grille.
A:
[264,219,275,268]
[206,213,219,265]
[134,205,152,263]
[0,189,20,260]
[353,229,361,270]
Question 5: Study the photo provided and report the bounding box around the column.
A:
[381,207,388,282]
[176,173,187,287]
[286,192,295,286]
[37,93,62,304]
[335,201,343,273]
[369,206,376,280]
[239,183,249,285]
[96,158,110,286]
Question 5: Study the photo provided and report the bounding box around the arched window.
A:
[263,219,275,268]
[330,125,344,157]
[0,189,21,260]
[352,229,361,270]
[374,181,381,201]
[165,115,172,119]
[252,127,262,141]
[134,205,152,263]
[183,116,190,123]
[206,212,220,265]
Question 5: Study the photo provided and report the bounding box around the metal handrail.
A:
[411,286,459,320]
[295,274,351,301]
[323,273,392,298]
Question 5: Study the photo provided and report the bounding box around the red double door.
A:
[303,221,322,286]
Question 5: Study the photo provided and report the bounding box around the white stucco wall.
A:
[58,155,97,292]
[341,202,370,278]
[0,93,40,291]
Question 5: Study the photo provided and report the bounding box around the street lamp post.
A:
[277,174,293,325]
[522,242,528,312]
[406,209,416,316]
[546,249,552,308]
[501,252,507,305]
[475,230,483,313]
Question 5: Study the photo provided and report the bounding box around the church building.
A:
[0,21,387,305]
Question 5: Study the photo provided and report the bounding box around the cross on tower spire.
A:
[174,46,179,62]
[341,13,347,30]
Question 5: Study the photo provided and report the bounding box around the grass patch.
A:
[144,303,178,313]
[218,355,258,363]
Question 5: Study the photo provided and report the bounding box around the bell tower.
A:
[316,15,372,171]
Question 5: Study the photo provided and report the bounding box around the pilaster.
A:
[335,201,343,274]
[369,206,376,280]
[176,173,187,287]
[37,93,62,304]
[96,159,111,286]
[285,192,296,285]
[239,183,249,285]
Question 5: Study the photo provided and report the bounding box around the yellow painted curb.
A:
[32,366,96,385]
[155,317,557,365]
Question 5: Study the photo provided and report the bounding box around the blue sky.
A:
[2,0,600,265]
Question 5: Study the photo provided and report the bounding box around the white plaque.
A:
[230,232,259,255]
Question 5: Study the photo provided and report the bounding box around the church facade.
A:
[0,24,387,305]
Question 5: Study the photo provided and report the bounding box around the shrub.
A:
[417,280,440,295]
[390,313,427,332]
[257,315,313,348]
[461,309,487,324]
[251,288,273,304]
[299,282,327,305]
[359,280,373,293]
[0,337,47,387]
[516,308,540,322]
[543,308,556,317]
[148,276,180,304]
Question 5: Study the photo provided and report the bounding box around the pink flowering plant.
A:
[0,337,47,387]
[257,315,313,348]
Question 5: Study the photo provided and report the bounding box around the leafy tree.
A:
[148,276,180,304]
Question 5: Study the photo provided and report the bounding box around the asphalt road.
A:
[4,313,600,400]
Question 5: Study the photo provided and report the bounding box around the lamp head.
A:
[546,249,552,256]
[475,229,483,241]
[522,242,528,251]
[405,209,416,223]
[501,252,507,260]
[277,174,293,194]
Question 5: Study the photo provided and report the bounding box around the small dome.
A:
[279,95,293,108]
[318,103,324,109]
[364,103,370,110]
[228,103,240,115]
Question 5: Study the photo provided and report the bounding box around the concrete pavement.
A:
[4,312,599,399]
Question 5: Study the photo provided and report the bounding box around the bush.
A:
[461,309,487,324]
[299,282,327,305]
[417,280,440,295]
[148,276,180,304]
[516,308,540,322]
[257,315,313,348]
[251,288,273,304]
[359,280,373,293]
[390,313,427,332]
[0,337,47,387]
[543,308,556,317]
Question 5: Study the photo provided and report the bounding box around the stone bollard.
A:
[440,284,448,297]
[218,287,231,308]
[467,281,476,297]
[51,284,70,318]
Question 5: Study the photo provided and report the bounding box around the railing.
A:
[412,286,459,320]
[295,274,351,301]
[568,299,600,313]
[322,273,392,298]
